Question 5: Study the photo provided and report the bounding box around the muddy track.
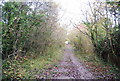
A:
[37,44,95,79]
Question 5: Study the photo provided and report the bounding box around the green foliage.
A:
[3,56,28,79]
[3,45,63,79]
[2,2,32,58]
[2,2,56,59]
[2,1,65,79]
[72,0,120,68]
[88,1,120,63]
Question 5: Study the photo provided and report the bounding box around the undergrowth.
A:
[74,50,120,79]
[3,45,63,79]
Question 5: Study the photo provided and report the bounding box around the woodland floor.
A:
[36,44,95,79]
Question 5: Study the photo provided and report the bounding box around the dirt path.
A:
[37,44,95,79]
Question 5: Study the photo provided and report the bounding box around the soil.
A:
[36,44,95,79]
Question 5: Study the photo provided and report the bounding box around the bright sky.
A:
[54,0,95,29]
[3,0,102,29]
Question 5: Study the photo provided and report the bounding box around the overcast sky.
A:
[53,0,95,29]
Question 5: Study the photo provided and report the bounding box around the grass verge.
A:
[74,50,120,79]
[22,46,63,79]
[3,45,63,79]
